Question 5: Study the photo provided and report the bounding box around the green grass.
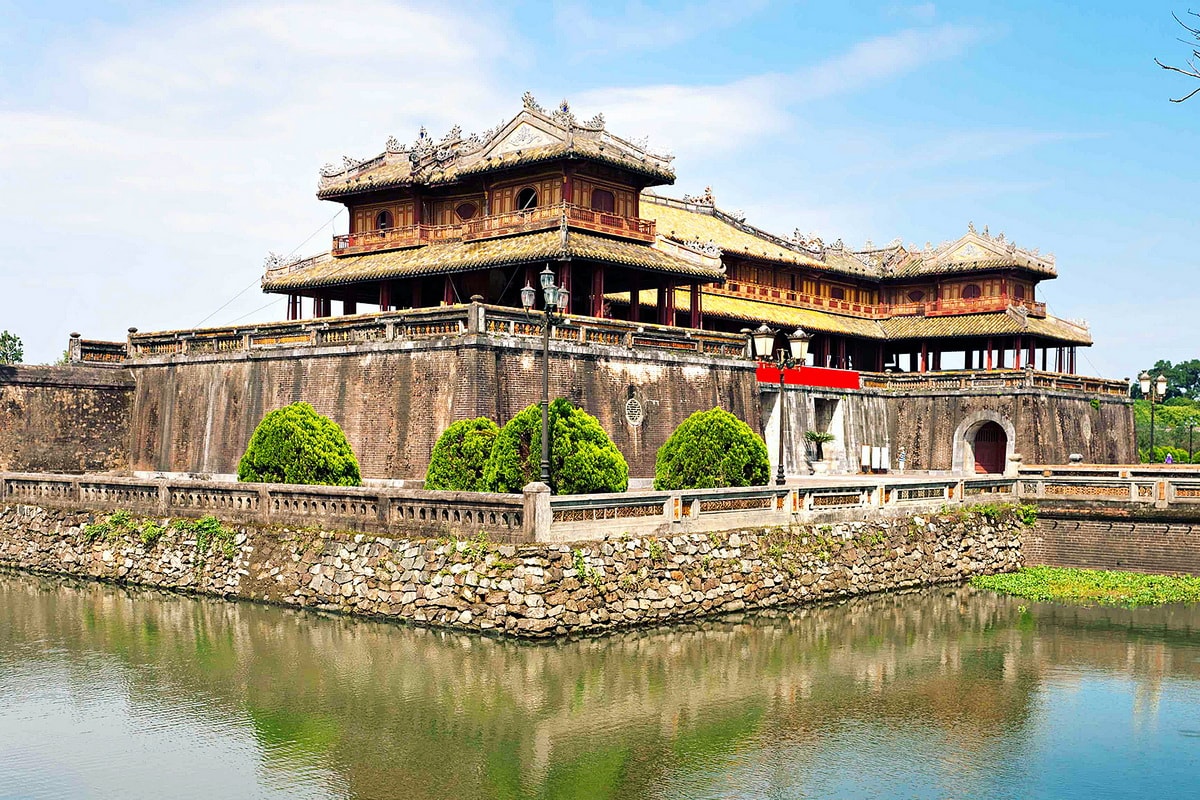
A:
[972,566,1200,607]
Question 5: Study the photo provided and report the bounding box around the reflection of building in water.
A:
[4,574,1199,799]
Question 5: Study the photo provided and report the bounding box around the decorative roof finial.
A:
[967,221,977,234]
[522,91,545,113]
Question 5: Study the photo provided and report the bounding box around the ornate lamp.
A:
[556,289,570,313]
[1156,374,1168,398]
[520,282,536,311]
[751,324,776,361]
[1139,372,1151,396]
[787,328,812,365]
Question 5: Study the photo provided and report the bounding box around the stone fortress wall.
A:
[0,502,1023,639]
[0,303,1135,481]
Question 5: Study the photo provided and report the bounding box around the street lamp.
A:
[749,324,812,485]
[521,264,570,484]
[1139,372,1169,461]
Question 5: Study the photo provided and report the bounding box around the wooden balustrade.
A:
[331,203,656,256]
[859,369,1128,397]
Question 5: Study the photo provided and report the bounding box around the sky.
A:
[1,0,1197,379]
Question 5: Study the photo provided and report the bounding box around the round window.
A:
[625,398,644,427]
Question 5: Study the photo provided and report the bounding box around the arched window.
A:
[455,202,477,221]
[375,210,393,231]
[907,290,925,303]
[962,284,982,300]
[516,188,538,210]
[1013,284,1026,300]
[591,188,615,214]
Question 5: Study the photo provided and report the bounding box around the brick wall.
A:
[127,338,759,480]
[1025,514,1200,575]
[0,366,133,473]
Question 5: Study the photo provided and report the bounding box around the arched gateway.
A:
[951,411,1016,475]
[971,421,1007,474]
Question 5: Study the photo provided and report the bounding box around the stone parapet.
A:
[0,503,1024,639]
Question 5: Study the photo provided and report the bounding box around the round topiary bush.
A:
[424,417,500,491]
[237,402,362,486]
[484,398,629,495]
[654,408,769,490]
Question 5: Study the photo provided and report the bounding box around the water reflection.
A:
[1,570,1198,799]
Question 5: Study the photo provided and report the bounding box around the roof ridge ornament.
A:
[522,91,546,114]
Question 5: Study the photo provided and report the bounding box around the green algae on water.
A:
[972,566,1200,607]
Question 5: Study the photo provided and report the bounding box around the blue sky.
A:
[1,0,1196,379]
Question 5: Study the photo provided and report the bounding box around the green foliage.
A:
[82,521,112,544]
[653,408,769,490]
[237,402,361,486]
[176,515,238,559]
[646,539,665,563]
[424,418,499,491]
[971,566,1200,607]
[1132,359,1200,400]
[0,330,23,365]
[572,548,604,588]
[139,522,166,547]
[804,429,836,460]
[967,502,1038,527]
[1089,397,1101,410]
[457,532,491,562]
[483,399,628,495]
[1133,396,1200,460]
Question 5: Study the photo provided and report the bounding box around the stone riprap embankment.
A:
[0,503,1023,638]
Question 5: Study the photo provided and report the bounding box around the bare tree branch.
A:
[1158,10,1200,101]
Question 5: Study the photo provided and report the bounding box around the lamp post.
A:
[749,324,812,485]
[1139,372,1169,461]
[521,266,570,484]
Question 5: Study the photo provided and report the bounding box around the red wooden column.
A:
[287,294,300,320]
[965,348,974,370]
[560,262,572,314]
[442,276,455,306]
[665,281,676,326]
[1070,347,1077,374]
[690,282,702,328]
[1041,344,1048,371]
[1014,335,1023,368]
[629,272,641,323]
[920,341,928,373]
[986,338,994,370]
[838,338,848,369]
[591,265,606,318]
[343,299,357,316]
[563,166,574,206]
[411,280,422,309]
[378,282,391,312]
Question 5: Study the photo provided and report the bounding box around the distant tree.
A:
[1133,359,1200,400]
[1156,11,1200,102]
[0,331,23,364]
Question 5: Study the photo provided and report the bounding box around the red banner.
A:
[756,363,861,390]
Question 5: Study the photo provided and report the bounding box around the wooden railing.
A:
[859,369,1129,397]
[331,203,657,255]
[124,303,749,362]
[710,282,1048,321]
[67,335,127,366]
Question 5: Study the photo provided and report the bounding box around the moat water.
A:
[1,571,1198,800]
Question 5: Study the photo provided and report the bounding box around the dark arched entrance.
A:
[973,421,1007,474]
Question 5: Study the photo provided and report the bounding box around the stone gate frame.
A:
[951,410,1017,475]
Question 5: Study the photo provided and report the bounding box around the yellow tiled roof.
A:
[262,230,723,292]
[641,197,832,269]
[881,310,1092,344]
[610,289,888,339]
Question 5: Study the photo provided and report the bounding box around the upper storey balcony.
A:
[710,280,1047,320]
[332,203,657,257]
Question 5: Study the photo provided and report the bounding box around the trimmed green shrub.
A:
[237,402,361,486]
[654,408,769,490]
[425,417,500,491]
[484,398,628,495]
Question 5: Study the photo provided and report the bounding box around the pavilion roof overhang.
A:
[262,230,724,293]
[608,290,1092,345]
